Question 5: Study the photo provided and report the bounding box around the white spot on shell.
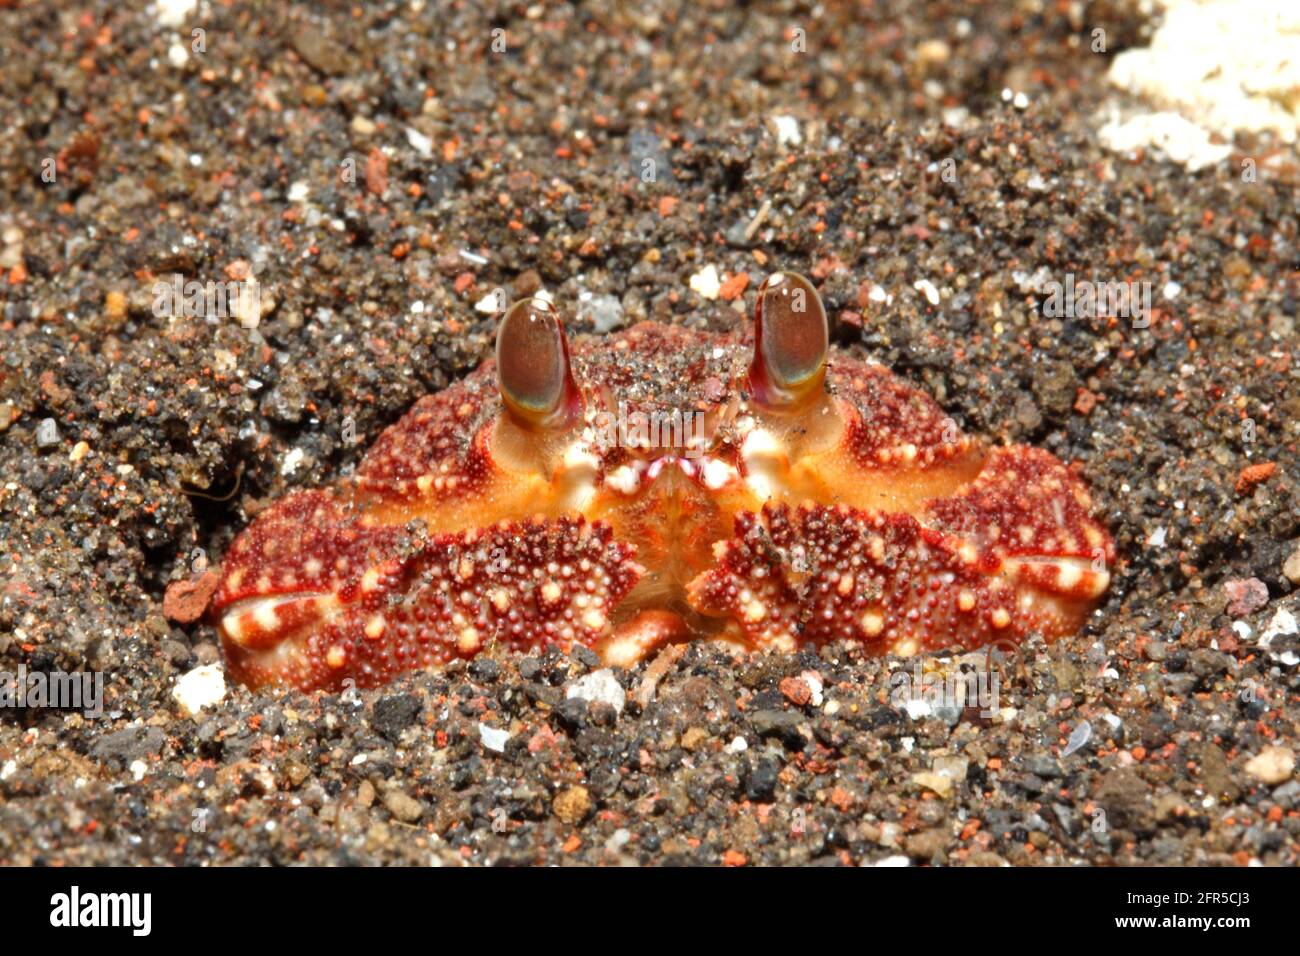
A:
[606,464,640,495]
[701,458,737,490]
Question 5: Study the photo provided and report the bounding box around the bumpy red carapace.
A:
[212,272,1113,690]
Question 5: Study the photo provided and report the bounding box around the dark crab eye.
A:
[749,271,828,409]
[496,297,580,427]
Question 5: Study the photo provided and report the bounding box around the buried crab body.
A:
[213,273,1114,690]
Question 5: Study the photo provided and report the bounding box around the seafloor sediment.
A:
[0,1,1297,865]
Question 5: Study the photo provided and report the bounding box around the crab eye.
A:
[749,271,828,409]
[496,297,580,427]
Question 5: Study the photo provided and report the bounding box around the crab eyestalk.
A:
[740,271,844,502]
[747,271,829,413]
[496,297,583,430]
[492,297,593,495]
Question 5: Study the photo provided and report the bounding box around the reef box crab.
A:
[212,273,1113,691]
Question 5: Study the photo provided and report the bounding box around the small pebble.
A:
[383,788,425,823]
[913,278,940,306]
[1062,720,1092,757]
[35,418,59,449]
[172,664,226,717]
[689,265,721,301]
[565,669,625,715]
[1224,577,1269,618]
[1244,747,1295,786]
[1283,546,1300,586]
[553,785,592,825]
[769,114,802,146]
[779,676,812,706]
[478,723,510,753]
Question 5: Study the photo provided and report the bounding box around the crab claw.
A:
[747,271,829,412]
[213,489,644,690]
[496,297,582,430]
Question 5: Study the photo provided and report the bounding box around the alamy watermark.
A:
[589,402,707,459]
[1,664,104,718]
[152,273,261,327]
[1042,274,1151,328]
[49,886,150,936]
[889,659,999,719]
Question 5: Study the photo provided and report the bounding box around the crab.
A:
[212,272,1113,691]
